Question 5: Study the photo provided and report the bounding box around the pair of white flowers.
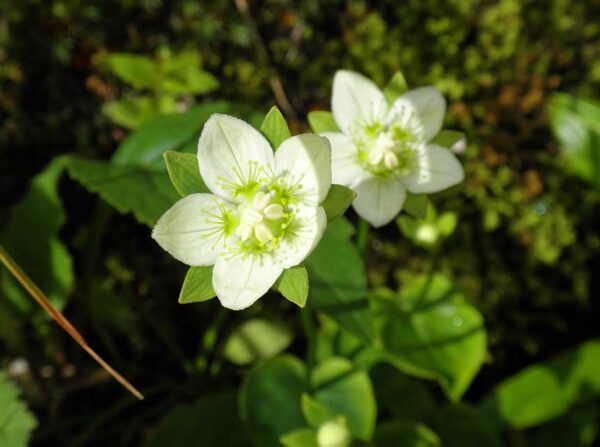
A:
[152,70,464,310]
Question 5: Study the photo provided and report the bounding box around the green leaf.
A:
[147,391,249,447]
[273,265,309,308]
[103,96,168,129]
[280,428,319,447]
[240,355,307,447]
[163,152,209,197]
[379,274,486,401]
[308,111,340,133]
[0,157,73,341]
[223,318,293,366]
[66,156,179,226]
[306,219,373,344]
[430,130,466,150]
[313,358,376,441]
[260,106,291,149]
[434,404,502,447]
[112,101,231,168]
[178,266,215,304]
[0,372,37,447]
[383,70,409,103]
[374,420,441,447]
[301,393,335,428]
[320,185,355,222]
[100,53,157,89]
[403,194,429,219]
[549,93,600,189]
[160,51,219,95]
[479,339,600,430]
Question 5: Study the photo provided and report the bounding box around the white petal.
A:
[276,206,327,269]
[198,114,274,202]
[353,176,407,228]
[275,134,332,206]
[332,70,388,133]
[152,193,232,266]
[391,87,446,141]
[213,253,283,310]
[401,144,464,194]
[321,132,370,188]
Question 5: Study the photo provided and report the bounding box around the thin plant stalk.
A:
[0,245,144,400]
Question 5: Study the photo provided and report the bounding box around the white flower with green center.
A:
[321,70,464,227]
[152,114,331,310]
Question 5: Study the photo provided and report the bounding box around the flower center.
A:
[354,122,419,177]
[232,190,293,253]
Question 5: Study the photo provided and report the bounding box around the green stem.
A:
[301,307,317,389]
[356,218,370,256]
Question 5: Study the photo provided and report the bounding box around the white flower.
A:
[152,114,331,310]
[322,70,464,227]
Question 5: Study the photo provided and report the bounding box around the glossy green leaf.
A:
[163,151,209,197]
[224,318,293,365]
[434,404,501,447]
[549,93,600,189]
[240,355,307,447]
[383,70,409,103]
[100,53,157,89]
[0,372,37,447]
[403,194,428,219]
[306,219,373,343]
[273,265,309,308]
[260,106,291,150]
[0,157,73,341]
[112,101,231,168]
[280,428,318,447]
[313,358,376,441]
[380,274,486,401]
[374,420,440,447]
[178,266,215,304]
[66,156,179,227]
[430,130,466,151]
[308,111,340,133]
[480,339,600,430]
[320,185,355,222]
[147,391,249,447]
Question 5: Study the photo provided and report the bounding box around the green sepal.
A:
[403,193,429,219]
[301,393,335,428]
[164,151,209,197]
[280,428,319,447]
[260,106,291,150]
[273,265,309,308]
[308,111,340,133]
[384,70,409,103]
[430,130,466,149]
[321,185,356,222]
[178,266,216,304]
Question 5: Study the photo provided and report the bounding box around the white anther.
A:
[263,203,284,220]
[254,223,274,243]
[236,223,253,241]
[241,208,263,224]
[384,151,399,169]
[252,191,271,210]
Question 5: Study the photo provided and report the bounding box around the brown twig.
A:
[0,245,144,400]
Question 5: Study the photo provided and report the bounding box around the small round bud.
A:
[317,420,351,447]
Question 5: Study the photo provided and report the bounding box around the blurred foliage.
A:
[0,0,598,446]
